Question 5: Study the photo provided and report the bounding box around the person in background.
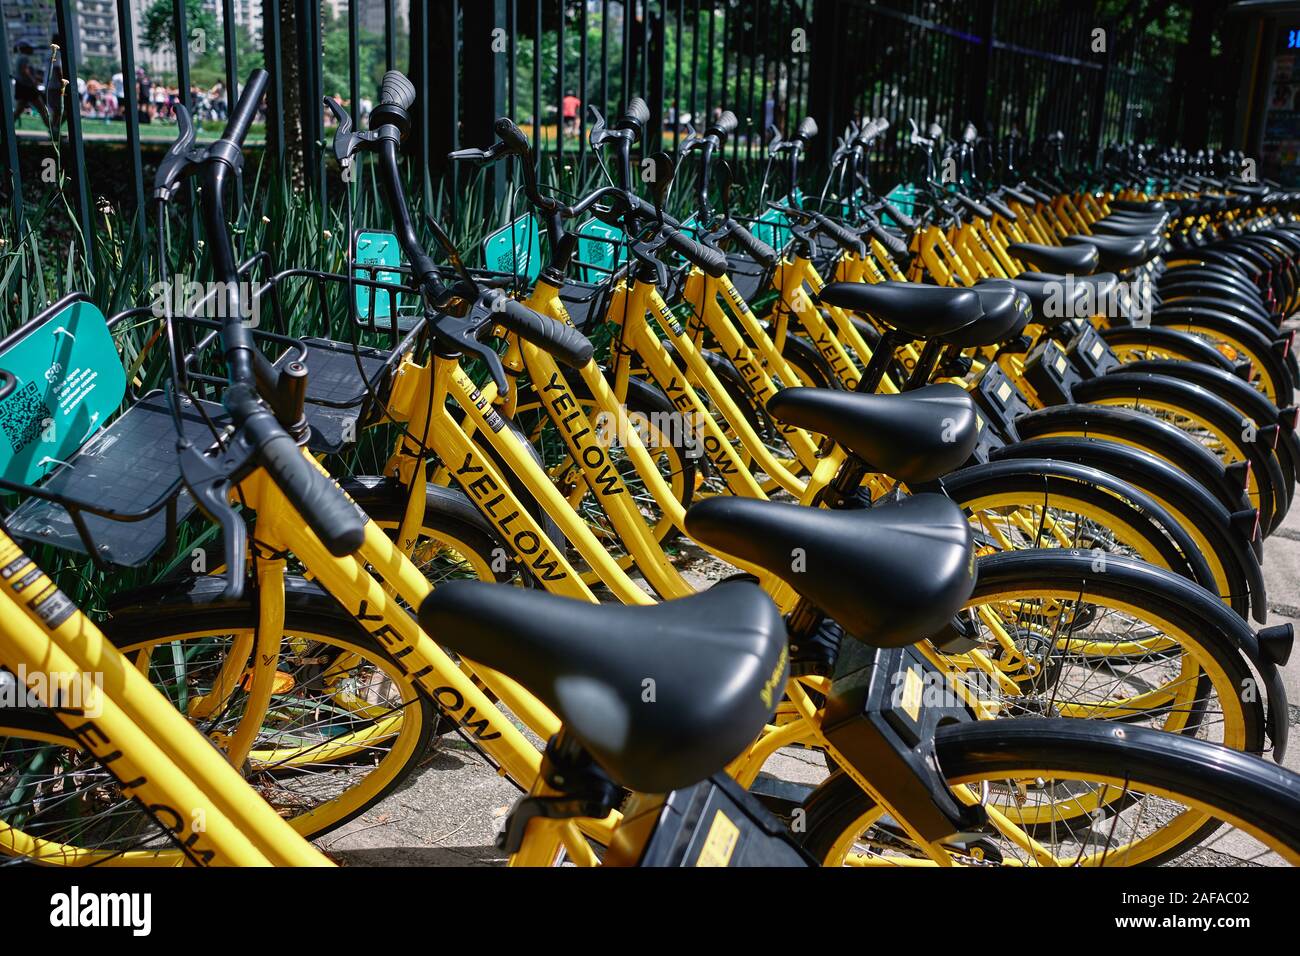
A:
[11,41,49,125]
[137,68,152,124]
[562,90,580,136]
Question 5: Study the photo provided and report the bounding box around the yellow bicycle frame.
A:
[0,529,330,867]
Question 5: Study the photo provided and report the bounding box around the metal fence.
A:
[2,0,1223,259]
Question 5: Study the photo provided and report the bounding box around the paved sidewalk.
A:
[323,498,1300,867]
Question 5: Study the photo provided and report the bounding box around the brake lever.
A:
[630,237,672,288]
[153,104,203,202]
[178,439,250,602]
[325,97,369,168]
[430,296,509,392]
[588,106,612,148]
[448,140,509,166]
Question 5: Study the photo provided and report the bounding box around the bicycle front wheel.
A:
[803,719,1300,866]
[0,583,433,865]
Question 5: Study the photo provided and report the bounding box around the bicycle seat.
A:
[1066,234,1150,272]
[1006,242,1100,275]
[766,384,978,483]
[956,280,1033,346]
[1005,272,1120,328]
[685,494,976,648]
[1092,218,1165,238]
[815,282,981,340]
[1111,199,1167,214]
[418,580,788,794]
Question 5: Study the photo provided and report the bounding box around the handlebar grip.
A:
[727,220,779,268]
[380,70,416,110]
[867,223,909,262]
[709,110,738,140]
[495,116,532,155]
[983,195,1018,222]
[1002,186,1036,206]
[619,97,650,132]
[810,212,866,256]
[492,294,594,369]
[665,229,729,278]
[795,116,819,142]
[955,193,993,220]
[259,428,367,557]
[878,198,915,232]
[220,69,268,147]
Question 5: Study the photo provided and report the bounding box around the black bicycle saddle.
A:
[766,384,978,483]
[815,282,982,340]
[1006,242,1100,275]
[418,580,788,794]
[685,494,976,648]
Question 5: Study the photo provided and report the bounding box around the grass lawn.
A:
[14,113,266,144]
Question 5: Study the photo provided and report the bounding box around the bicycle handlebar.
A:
[245,405,366,556]
[707,109,738,142]
[877,197,915,233]
[617,96,650,134]
[807,208,865,256]
[664,228,729,277]
[866,220,909,262]
[379,70,416,110]
[488,291,594,367]
[726,220,779,268]
[222,70,268,148]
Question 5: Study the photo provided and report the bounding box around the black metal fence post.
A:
[114,0,146,246]
[0,0,1228,277]
[0,15,23,233]
[54,0,94,262]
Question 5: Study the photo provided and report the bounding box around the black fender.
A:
[992,437,1265,623]
[1147,305,1295,406]
[107,571,358,623]
[1161,263,1262,293]
[1119,360,1298,505]
[1200,246,1266,279]
[973,549,1286,760]
[940,457,1214,592]
[1154,293,1274,331]
[1156,277,1265,306]
[1100,325,1236,372]
[1070,372,1286,534]
[1154,298,1277,341]
[1012,403,1254,520]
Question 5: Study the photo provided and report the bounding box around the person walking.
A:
[12,41,49,126]
[562,90,581,136]
[137,68,152,124]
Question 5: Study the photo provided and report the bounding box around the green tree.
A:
[141,0,219,57]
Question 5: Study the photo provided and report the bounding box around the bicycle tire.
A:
[801,720,1300,866]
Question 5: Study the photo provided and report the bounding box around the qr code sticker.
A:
[0,381,53,453]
